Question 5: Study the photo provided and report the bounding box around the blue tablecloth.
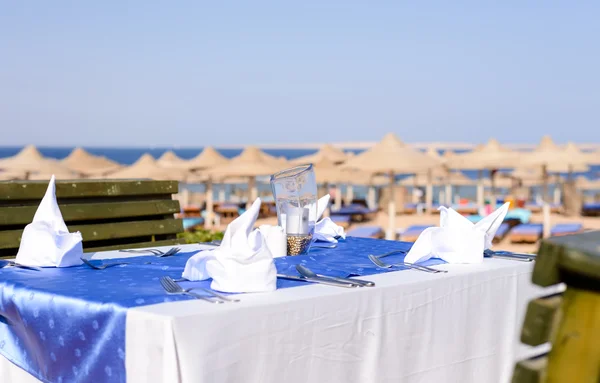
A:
[0,237,445,383]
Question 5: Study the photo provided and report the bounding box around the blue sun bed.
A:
[347,226,384,239]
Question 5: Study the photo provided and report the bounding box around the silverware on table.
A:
[160,276,224,304]
[193,287,240,303]
[367,254,447,273]
[119,247,181,257]
[310,243,337,249]
[81,258,131,270]
[277,274,359,288]
[0,260,41,271]
[296,264,374,287]
[483,249,534,262]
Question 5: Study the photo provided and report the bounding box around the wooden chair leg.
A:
[545,287,600,383]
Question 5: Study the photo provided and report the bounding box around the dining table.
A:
[0,238,559,383]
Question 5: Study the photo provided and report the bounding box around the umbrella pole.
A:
[426,169,433,214]
[346,184,354,205]
[367,185,376,210]
[445,183,452,206]
[490,169,497,210]
[541,165,551,238]
[247,176,257,209]
[334,185,342,210]
[477,170,484,210]
[386,171,396,240]
[204,178,214,229]
[322,182,330,218]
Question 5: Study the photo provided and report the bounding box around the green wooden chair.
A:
[512,231,600,383]
[0,179,185,258]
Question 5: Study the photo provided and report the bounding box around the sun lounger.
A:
[493,222,511,244]
[509,223,543,243]
[401,225,433,242]
[402,203,417,214]
[550,223,584,237]
[330,214,351,229]
[346,226,384,239]
[525,202,563,214]
[453,203,479,215]
[332,204,377,222]
[182,217,205,230]
[582,202,600,216]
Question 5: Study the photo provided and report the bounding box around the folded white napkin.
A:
[258,224,287,258]
[313,194,346,243]
[15,175,83,267]
[404,202,510,264]
[182,198,277,293]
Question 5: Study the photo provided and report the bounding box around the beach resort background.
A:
[0,134,598,255]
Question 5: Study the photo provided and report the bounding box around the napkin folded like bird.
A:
[15,175,83,267]
[312,194,346,243]
[404,202,510,264]
[182,198,277,293]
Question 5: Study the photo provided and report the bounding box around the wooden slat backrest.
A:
[0,180,185,257]
[512,231,600,383]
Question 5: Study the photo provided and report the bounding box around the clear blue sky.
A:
[1,1,598,147]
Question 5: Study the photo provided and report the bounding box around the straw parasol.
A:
[185,147,229,171]
[520,136,590,204]
[445,139,521,170]
[102,154,188,181]
[292,144,348,165]
[157,150,187,168]
[0,145,78,179]
[445,138,522,208]
[207,146,287,208]
[521,137,589,173]
[61,147,121,176]
[176,147,230,229]
[557,142,595,172]
[341,133,444,239]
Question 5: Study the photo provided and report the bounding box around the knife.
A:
[276,274,358,288]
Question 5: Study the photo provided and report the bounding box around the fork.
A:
[160,276,224,304]
[119,247,181,257]
[81,258,130,270]
[368,254,446,273]
[169,278,239,302]
[369,250,447,273]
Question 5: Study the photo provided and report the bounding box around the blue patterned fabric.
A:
[0,237,445,383]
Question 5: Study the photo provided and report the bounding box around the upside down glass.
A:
[270,164,318,255]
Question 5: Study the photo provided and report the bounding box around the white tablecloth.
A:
[0,244,557,383]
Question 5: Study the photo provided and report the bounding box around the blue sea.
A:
[1,146,598,200]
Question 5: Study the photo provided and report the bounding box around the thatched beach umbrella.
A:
[292,144,348,165]
[341,133,444,239]
[184,147,229,171]
[207,146,287,209]
[103,154,188,181]
[61,147,121,176]
[521,136,589,196]
[0,145,78,179]
[157,150,188,168]
[520,136,590,238]
[446,138,522,208]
